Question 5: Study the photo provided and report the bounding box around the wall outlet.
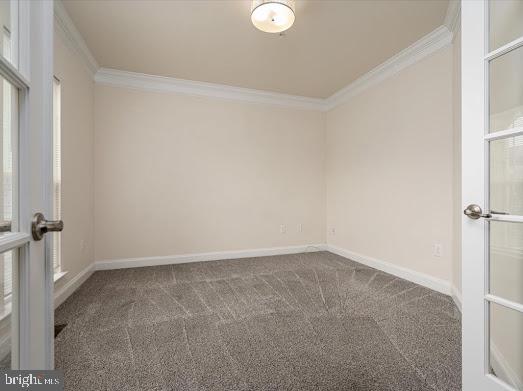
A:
[280,224,286,234]
[330,227,336,235]
[297,223,302,233]
[432,243,442,258]
[80,239,86,252]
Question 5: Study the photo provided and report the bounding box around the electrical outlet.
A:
[80,239,86,252]
[297,223,302,233]
[330,227,336,235]
[432,243,442,258]
[280,224,286,234]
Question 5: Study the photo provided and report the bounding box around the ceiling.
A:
[63,0,449,99]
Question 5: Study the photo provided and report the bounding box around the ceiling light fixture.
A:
[251,0,295,34]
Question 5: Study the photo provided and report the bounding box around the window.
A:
[52,77,61,275]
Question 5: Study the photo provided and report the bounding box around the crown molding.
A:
[52,1,454,111]
[93,24,452,111]
[444,0,461,39]
[54,0,99,76]
[324,25,453,111]
[95,68,328,111]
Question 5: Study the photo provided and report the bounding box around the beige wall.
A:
[94,86,325,261]
[325,47,454,283]
[53,27,95,291]
[63,33,460,294]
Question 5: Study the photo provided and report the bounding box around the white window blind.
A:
[52,78,61,275]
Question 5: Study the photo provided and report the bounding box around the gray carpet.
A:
[55,251,461,391]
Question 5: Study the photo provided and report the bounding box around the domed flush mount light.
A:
[251,0,296,33]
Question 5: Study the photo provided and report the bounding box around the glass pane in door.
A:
[0,249,18,369]
[489,0,523,51]
[490,221,523,305]
[487,2,523,389]
[490,135,523,215]
[0,0,17,68]
[489,45,523,133]
[489,302,523,390]
[0,74,17,236]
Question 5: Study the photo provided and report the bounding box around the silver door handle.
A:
[32,212,63,240]
[463,204,510,220]
[463,204,491,219]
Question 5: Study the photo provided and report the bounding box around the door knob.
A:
[463,204,491,220]
[32,212,63,240]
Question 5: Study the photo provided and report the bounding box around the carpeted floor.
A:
[55,251,461,391]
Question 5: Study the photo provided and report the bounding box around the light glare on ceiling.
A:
[251,0,295,33]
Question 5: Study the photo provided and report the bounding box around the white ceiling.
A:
[63,0,449,99]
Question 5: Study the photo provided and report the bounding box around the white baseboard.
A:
[95,244,453,298]
[326,244,452,295]
[451,285,462,311]
[95,244,327,271]
[54,263,95,308]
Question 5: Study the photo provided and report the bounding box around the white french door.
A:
[0,0,55,370]
[462,1,523,390]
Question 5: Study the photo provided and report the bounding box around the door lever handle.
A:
[464,204,491,219]
[32,212,63,240]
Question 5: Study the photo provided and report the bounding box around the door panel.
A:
[463,1,523,390]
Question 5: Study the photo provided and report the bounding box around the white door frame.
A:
[462,1,523,390]
[461,1,489,388]
[0,0,55,369]
[26,0,54,369]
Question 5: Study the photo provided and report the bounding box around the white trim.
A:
[0,232,30,253]
[444,0,461,38]
[50,3,456,111]
[488,215,523,223]
[95,68,328,111]
[491,342,523,391]
[94,24,453,112]
[53,263,94,309]
[485,36,523,62]
[53,270,67,283]
[326,244,452,295]
[484,127,523,141]
[451,285,462,311]
[53,0,99,76]
[95,244,327,270]
[95,244,453,296]
[323,25,453,111]
[485,294,523,314]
